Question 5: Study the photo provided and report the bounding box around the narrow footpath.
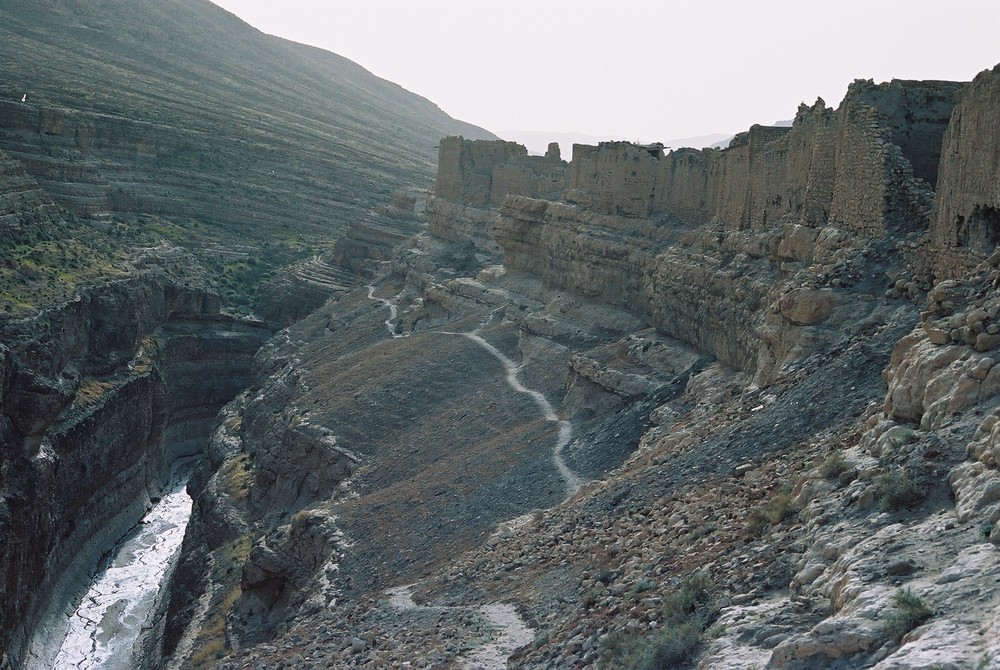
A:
[386,586,534,670]
[367,285,582,494]
[368,285,582,669]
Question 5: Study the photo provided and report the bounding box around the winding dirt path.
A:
[366,285,407,339]
[367,285,581,495]
[368,287,582,666]
[458,332,581,495]
[386,586,534,670]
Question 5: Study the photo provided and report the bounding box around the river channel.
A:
[48,473,193,670]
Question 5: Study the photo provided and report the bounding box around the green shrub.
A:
[602,623,702,669]
[882,588,932,644]
[661,571,713,625]
[634,579,656,594]
[599,624,703,670]
[877,470,928,511]
[818,451,850,479]
[599,572,716,669]
[747,492,799,535]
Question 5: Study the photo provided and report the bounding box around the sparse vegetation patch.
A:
[882,588,932,644]
[598,572,717,669]
[877,469,928,512]
[746,490,800,536]
[818,450,850,480]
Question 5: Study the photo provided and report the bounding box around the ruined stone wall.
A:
[491,154,567,206]
[651,115,806,231]
[651,147,715,225]
[930,65,1000,260]
[441,79,956,252]
[849,79,962,186]
[794,102,839,228]
[434,136,526,208]
[565,81,956,238]
[825,79,955,237]
[713,125,795,231]
[827,99,894,235]
[566,142,663,218]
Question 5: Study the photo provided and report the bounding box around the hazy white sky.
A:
[210,0,999,142]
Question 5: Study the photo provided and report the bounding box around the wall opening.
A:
[957,205,1000,252]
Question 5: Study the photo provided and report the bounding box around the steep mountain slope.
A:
[0,0,492,314]
[0,2,494,667]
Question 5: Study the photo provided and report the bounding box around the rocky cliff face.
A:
[0,270,270,669]
[928,65,1000,265]
[492,77,960,379]
[151,64,1000,670]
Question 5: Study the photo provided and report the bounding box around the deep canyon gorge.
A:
[3,1,1000,669]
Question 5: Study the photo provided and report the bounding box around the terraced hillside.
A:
[0,3,494,666]
[0,0,492,314]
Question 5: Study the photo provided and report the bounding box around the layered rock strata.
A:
[0,0,494,318]
[332,192,427,277]
[0,272,269,669]
[255,192,430,328]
